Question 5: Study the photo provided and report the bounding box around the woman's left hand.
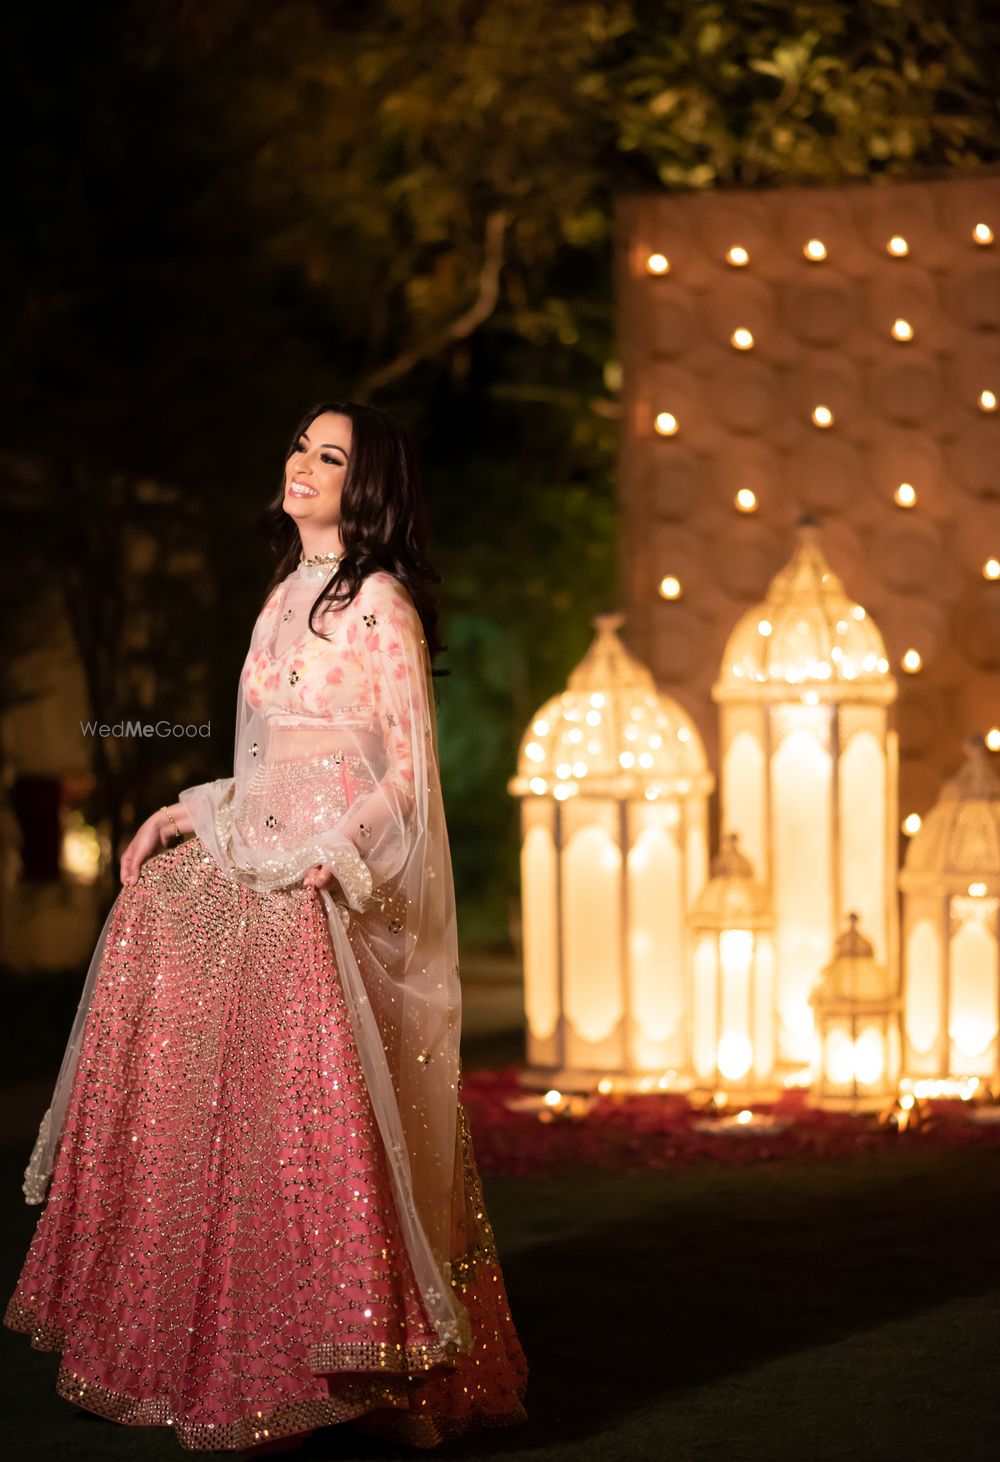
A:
[302,863,335,891]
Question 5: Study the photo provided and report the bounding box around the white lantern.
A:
[507,611,714,1092]
[810,912,901,1110]
[688,832,777,1096]
[899,738,1000,1087]
[712,516,899,1075]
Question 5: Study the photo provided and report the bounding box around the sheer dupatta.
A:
[22,565,472,1358]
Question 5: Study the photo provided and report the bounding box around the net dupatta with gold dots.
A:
[24,562,472,1358]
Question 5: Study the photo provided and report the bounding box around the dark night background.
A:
[4,0,999,940]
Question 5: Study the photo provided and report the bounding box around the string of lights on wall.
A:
[644,219,999,836]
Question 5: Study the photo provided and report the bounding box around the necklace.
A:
[299,550,343,568]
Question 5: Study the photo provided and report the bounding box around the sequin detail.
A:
[221,751,374,907]
[4,837,527,1449]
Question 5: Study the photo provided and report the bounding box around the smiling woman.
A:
[4,401,529,1452]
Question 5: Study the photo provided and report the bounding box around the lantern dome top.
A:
[691,833,773,928]
[899,737,1000,895]
[812,912,897,1007]
[713,518,896,703]
[508,610,713,801]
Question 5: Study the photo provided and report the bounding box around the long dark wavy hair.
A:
[260,400,449,680]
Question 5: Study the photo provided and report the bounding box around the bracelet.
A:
[161,806,182,848]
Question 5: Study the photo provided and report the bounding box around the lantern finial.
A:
[834,910,875,960]
[948,734,1000,800]
[592,610,626,635]
[710,830,755,879]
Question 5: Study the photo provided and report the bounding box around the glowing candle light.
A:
[726,245,749,267]
[646,252,670,274]
[983,558,1000,581]
[659,575,682,600]
[804,238,827,261]
[887,235,909,257]
[715,522,899,1072]
[811,912,902,1111]
[731,327,754,350]
[894,483,917,508]
[901,648,922,673]
[978,389,996,412]
[986,728,1000,752]
[812,404,834,428]
[972,223,994,245]
[735,488,758,512]
[891,318,914,342]
[509,611,715,1096]
[902,813,921,836]
[900,740,1000,1092]
[654,411,679,436]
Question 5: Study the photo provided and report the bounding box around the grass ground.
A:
[1,1122,997,1461]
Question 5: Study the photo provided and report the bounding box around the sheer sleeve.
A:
[318,576,426,902]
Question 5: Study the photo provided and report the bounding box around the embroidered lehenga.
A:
[4,561,528,1450]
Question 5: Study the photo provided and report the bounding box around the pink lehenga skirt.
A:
[3,836,528,1450]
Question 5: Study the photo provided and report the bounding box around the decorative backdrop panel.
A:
[614,173,1000,847]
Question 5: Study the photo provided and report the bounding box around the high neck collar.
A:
[293,559,338,582]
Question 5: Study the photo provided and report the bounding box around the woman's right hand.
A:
[120,810,175,887]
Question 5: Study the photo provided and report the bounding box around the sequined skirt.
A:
[3,836,528,1451]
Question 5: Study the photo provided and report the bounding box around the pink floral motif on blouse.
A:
[240,572,425,773]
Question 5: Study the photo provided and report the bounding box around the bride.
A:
[4,400,529,1452]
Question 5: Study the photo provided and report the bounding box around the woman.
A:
[4,401,529,1451]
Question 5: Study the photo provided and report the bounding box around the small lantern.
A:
[688,832,777,1097]
[712,515,899,1073]
[810,912,901,1110]
[899,737,1000,1086]
[508,611,714,1092]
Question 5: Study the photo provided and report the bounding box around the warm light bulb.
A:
[894,482,917,507]
[812,404,834,428]
[902,648,922,673]
[978,389,997,412]
[646,252,670,274]
[973,223,994,245]
[757,619,772,636]
[902,813,922,836]
[968,882,987,897]
[735,1109,754,1125]
[804,238,827,261]
[726,245,749,267]
[659,575,682,600]
[986,727,1000,752]
[543,1089,562,1106]
[597,1077,613,1094]
[984,558,1000,580]
[654,411,679,435]
[731,327,754,350]
[887,235,909,257]
[891,318,914,342]
[735,488,757,512]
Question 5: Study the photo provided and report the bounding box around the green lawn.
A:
[2,1138,997,1461]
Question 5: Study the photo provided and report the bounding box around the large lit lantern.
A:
[688,832,777,1095]
[810,912,901,1110]
[899,738,1000,1086]
[712,517,899,1074]
[508,611,714,1091]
